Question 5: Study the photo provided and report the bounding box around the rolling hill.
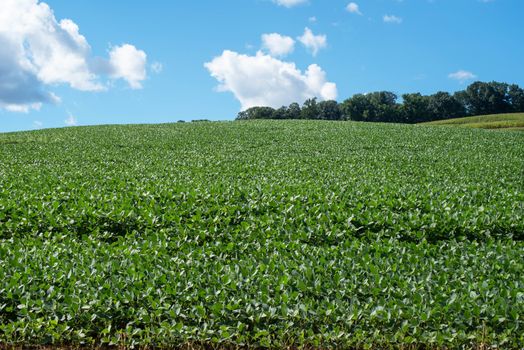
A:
[1,121,523,349]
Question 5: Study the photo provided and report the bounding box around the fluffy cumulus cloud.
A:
[346,2,362,15]
[0,0,148,112]
[205,50,337,111]
[108,44,147,89]
[448,70,477,83]
[261,33,295,57]
[272,0,308,8]
[298,28,327,56]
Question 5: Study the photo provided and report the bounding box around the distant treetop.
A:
[236,81,524,123]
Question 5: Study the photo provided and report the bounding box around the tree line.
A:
[236,81,524,123]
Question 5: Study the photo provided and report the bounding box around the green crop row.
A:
[0,122,522,243]
[1,120,523,348]
[1,235,523,348]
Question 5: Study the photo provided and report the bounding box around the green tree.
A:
[236,106,276,120]
[301,98,319,120]
[340,94,372,121]
[508,84,524,112]
[272,106,288,120]
[428,92,466,120]
[317,100,341,120]
[286,102,302,119]
[459,81,512,116]
[401,93,432,123]
[366,92,400,122]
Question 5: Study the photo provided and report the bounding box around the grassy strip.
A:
[421,113,524,129]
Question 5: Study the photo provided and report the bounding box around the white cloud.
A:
[273,0,307,7]
[4,103,42,113]
[0,0,148,112]
[108,44,147,89]
[205,50,337,110]
[346,2,362,15]
[308,16,317,23]
[297,27,327,56]
[448,70,477,83]
[32,120,43,129]
[261,33,295,57]
[65,113,78,126]
[151,62,163,74]
[383,15,403,24]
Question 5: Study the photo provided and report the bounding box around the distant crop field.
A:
[422,112,524,130]
[1,121,523,349]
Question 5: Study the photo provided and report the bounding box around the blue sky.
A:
[1,0,523,132]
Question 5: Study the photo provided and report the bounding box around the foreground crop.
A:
[0,121,523,348]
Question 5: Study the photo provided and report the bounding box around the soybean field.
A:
[0,120,523,349]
